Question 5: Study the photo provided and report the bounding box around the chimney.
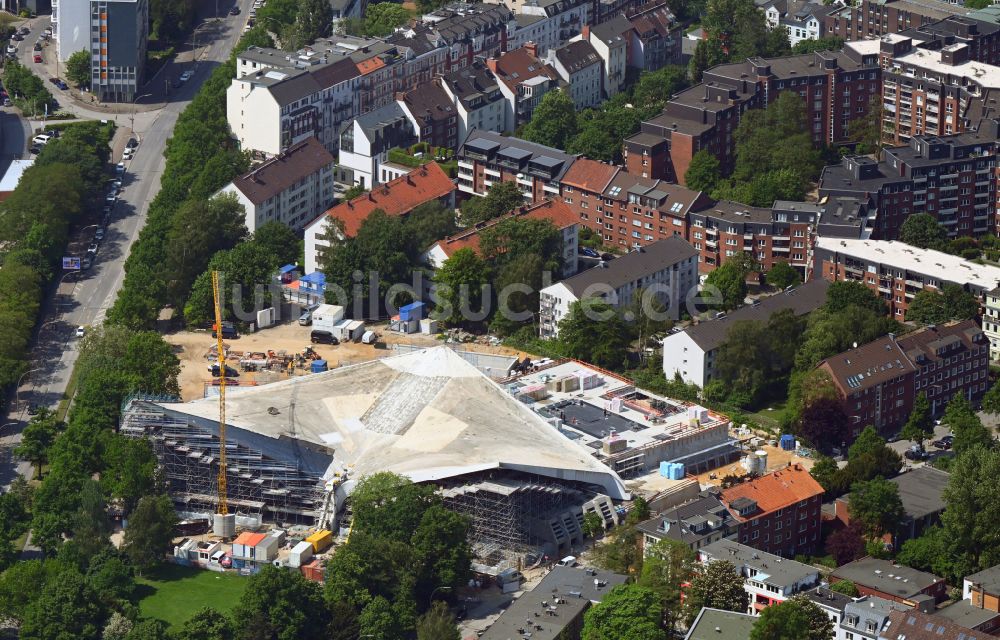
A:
[582,25,591,40]
[406,174,415,186]
[368,192,375,202]
[525,41,538,59]
[486,57,498,73]
[394,91,407,101]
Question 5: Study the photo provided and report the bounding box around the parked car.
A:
[18,27,29,36]
[75,326,85,338]
[310,330,338,345]
[32,133,52,145]
[932,435,954,450]
[123,146,135,160]
[230,5,240,13]
[87,243,99,255]
[32,42,41,51]
[179,70,193,83]
[28,145,41,154]
[207,364,239,378]
[126,137,138,150]
[54,78,68,90]
[81,256,92,270]
[579,247,600,258]
[5,44,17,55]
[32,53,40,63]
[116,162,125,175]
[904,445,929,461]
[11,33,22,41]
[94,228,105,241]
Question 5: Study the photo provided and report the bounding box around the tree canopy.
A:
[750,596,834,640]
[521,89,579,150]
[684,560,749,625]
[899,213,947,249]
[905,285,979,325]
[582,584,666,640]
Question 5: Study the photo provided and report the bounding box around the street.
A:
[0,0,256,489]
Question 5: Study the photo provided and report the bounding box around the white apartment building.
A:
[544,40,603,110]
[439,60,507,140]
[506,0,591,55]
[573,18,629,98]
[762,0,824,46]
[53,0,90,63]
[983,287,1000,361]
[662,280,830,387]
[337,102,416,189]
[227,48,359,156]
[539,237,698,338]
[698,541,821,613]
[217,137,336,233]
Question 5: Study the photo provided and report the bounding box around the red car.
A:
[32,54,41,63]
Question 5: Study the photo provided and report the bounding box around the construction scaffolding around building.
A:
[439,470,618,570]
[120,397,337,529]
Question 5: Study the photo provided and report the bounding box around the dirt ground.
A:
[165,320,525,401]
[694,440,815,487]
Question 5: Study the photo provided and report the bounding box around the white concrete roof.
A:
[816,237,1000,291]
[893,45,1000,89]
[158,347,628,499]
[0,159,33,192]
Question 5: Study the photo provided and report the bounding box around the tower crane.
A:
[211,271,228,516]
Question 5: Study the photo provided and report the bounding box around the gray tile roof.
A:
[934,599,1000,630]
[832,558,943,599]
[231,137,334,205]
[700,540,820,590]
[681,279,830,351]
[685,608,757,640]
[556,237,698,299]
[554,40,602,75]
[965,564,1000,596]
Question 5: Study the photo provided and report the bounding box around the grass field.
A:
[134,564,248,628]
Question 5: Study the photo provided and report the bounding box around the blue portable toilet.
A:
[780,434,796,451]
[659,461,671,477]
[669,463,685,480]
[311,359,328,373]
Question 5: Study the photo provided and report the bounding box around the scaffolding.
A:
[121,398,334,528]
[439,470,613,568]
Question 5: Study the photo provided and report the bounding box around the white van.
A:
[557,556,577,567]
[361,330,377,344]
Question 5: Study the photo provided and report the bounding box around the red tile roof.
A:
[560,158,620,193]
[492,46,557,93]
[356,57,385,76]
[433,199,578,259]
[720,463,824,522]
[320,162,456,237]
[233,532,267,546]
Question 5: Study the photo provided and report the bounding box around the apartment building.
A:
[538,236,698,337]
[814,238,1000,319]
[505,0,590,55]
[338,103,416,188]
[883,608,997,640]
[625,1,684,70]
[800,586,857,640]
[839,596,909,640]
[963,565,1000,631]
[398,83,459,151]
[228,48,360,156]
[819,123,1000,240]
[762,0,826,46]
[303,163,456,273]
[897,15,1000,66]
[58,0,148,102]
[544,40,605,109]
[835,466,949,545]
[636,491,736,553]
[986,288,1000,361]
[420,3,513,71]
[879,35,1000,144]
[689,200,816,274]
[816,320,989,433]
[719,464,825,558]
[699,540,821,612]
[439,60,507,141]
[486,43,559,127]
[832,558,947,604]
[623,44,881,185]
[572,19,629,98]
[218,138,336,233]
[822,0,972,43]
[662,279,831,387]
[456,130,576,203]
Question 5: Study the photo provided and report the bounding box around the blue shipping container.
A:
[311,359,328,373]
[399,301,425,321]
[659,461,671,477]
[780,434,796,450]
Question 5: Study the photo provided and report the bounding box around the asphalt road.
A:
[0,0,255,489]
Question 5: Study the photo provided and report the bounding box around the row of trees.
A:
[2,62,55,114]
[689,0,791,82]
[108,27,275,329]
[0,121,114,394]
[257,0,335,48]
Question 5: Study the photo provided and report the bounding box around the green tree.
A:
[231,566,330,640]
[794,368,849,452]
[900,392,933,445]
[810,455,840,493]
[177,607,234,640]
[479,216,563,273]
[358,596,406,640]
[66,50,92,87]
[703,260,749,311]
[632,66,689,110]
[406,200,457,251]
[766,261,801,290]
[15,408,61,477]
[895,526,960,584]
[731,92,821,186]
[363,3,411,37]
[521,89,579,150]
[829,580,859,597]
[19,570,107,640]
[848,477,905,540]
[982,382,1000,417]
[86,548,135,603]
[684,149,722,192]
[460,179,524,225]
[349,473,438,543]
[433,248,491,328]
[847,94,885,155]
[122,495,177,573]
[416,601,460,640]
[905,285,979,325]
[944,395,992,455]
[557,299,632,370]
[750,596,834,640]
[294,0,334,45]
[582,584,666,640]
[792,36,845,54]
[684,560,749,625]
[126,618,170,640]
[582,512,604,548]
[900,213,947,250]
[592,526,643,576]
[689,39,710,82]
[824,280,888,315]
[252,221,302,267]
[941,445,1000,578]
[637,538,695,631]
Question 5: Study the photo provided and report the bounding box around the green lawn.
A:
[747,399,789,430]
[134,563,248,628]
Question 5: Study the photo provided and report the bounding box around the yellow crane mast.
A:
[211,271,228,516]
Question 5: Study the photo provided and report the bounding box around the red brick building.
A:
[816,320,989,434]
[719,464,825,558]
[624,46,881,186]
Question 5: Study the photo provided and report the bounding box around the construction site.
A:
[121,346,631,567]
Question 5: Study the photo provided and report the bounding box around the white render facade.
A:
[218,163,335,233]
[545,46,602,110]
[986,288,1000,361]
[662,330,711,387]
